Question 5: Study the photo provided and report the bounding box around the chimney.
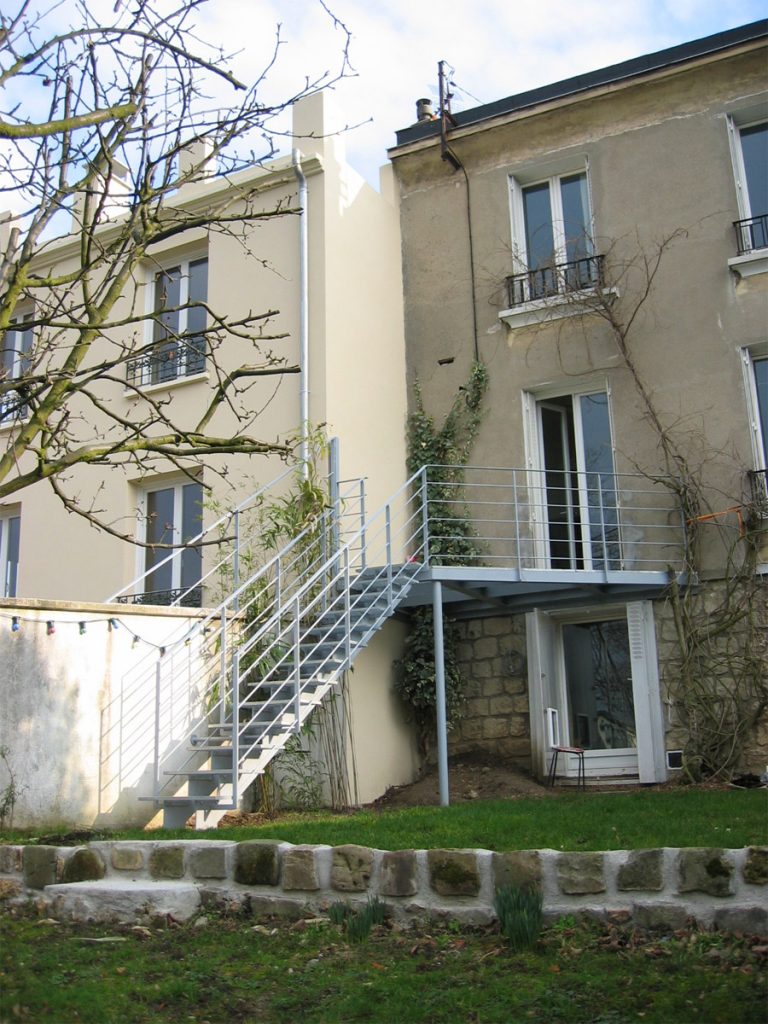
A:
[416,98,435,122]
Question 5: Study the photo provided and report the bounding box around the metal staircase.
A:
[109,456,429,829]
[108,451,685,828]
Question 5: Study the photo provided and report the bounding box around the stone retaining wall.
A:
[1,842,766,934]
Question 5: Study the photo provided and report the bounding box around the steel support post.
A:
[432,580,450,807]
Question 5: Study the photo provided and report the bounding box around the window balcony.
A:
[126,341,206,388]
[748,469,768,519]
[729,214,768,280]
[115,586,203,608]
[499,255,614,331]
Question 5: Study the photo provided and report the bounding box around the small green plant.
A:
[494,884,544,951]
[329,897,387,943]
[0,747,21,829]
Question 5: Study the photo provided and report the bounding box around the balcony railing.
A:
[505,254,604,308]
[0,388,28,423]
[115,586,204,608]
[734,214,768,256]
[127,340,205,387]
[748,468,768,517]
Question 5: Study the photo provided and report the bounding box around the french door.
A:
[532,390,620,570]
[526,603,666,782]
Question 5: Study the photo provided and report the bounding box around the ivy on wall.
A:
[397,361,488,751]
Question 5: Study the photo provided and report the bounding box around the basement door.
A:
[526,602,666,782]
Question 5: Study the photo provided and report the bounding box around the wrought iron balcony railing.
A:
[0,388,28,423]
[505,254,604,308]
[127,340,205,387]
[115,586,204,608]
[734,213,768,256]
[748,468,768,517]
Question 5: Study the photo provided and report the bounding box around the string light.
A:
[1,612,188,655]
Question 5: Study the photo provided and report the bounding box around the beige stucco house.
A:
[388,20,768,786]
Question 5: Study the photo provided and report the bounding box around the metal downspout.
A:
[293,148,310,479]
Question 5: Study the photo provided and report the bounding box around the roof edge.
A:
[392,19,768,150]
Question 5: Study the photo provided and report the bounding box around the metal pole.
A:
[432,581,450,807]
[421,470,430,564]
[219,607,227,727]
[233,509,240,612]
[329,436,341,555]
[231,649,240,809]
[153,658,162,800]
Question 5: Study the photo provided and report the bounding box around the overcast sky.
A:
[197,0,767,188]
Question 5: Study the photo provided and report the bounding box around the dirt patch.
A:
[370,753,554,809]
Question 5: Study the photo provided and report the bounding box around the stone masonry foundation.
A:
[0,842,765,935]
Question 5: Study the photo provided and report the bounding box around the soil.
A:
[369,752,555,809]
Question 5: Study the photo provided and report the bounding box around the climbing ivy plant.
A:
[406,360,489,565]
[397,361,488,750]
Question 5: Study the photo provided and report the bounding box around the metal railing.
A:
[126,340,206,387]
[748,468,768,517]
[420,464,685,574]
[505,254,603,307]
[734,214,768,256]
[0,388,28,423]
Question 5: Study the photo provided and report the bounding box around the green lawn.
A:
[1,909,765,1023]
[5,787,762,852]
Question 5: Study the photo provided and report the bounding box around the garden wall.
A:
[1,841,765,935]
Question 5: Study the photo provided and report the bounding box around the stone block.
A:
[427,850,480,896]
[713,906,768,937]
[0,878,22,900]
[234,841,280,887]
[48,879,200,923]
[458,719,484,741]
[472,662,492,680]
[331,845,373,892]
[632,902,690,932]
[489,695,516,715]
[190,845,228,880]
[617,850,664,892]
[503,676,527,695]
[62,848,106,883]
[466,698,489,717]
[743,847,768,886]
[283,847,320,891]
[149,845,185,880]
[464,621,482,640]
[482,718,509,739]
[493,851,542,892]
[379,850,418,897]
[111,846,145,872]
[556,853,605,894]
[0,845,22,874]
[474,637,498,659]
[23,846,58,890]
[484,619,512,637]
[677,848,734,897]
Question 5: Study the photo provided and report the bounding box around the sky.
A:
[193,0,768,188]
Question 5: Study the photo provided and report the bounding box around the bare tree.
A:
[0,0,350,531]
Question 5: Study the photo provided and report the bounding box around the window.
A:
[0,511,20,597]
[730,120,768,255]
[743,349,768,511]
[137,480,203,605]
[526,388,620,571]
[507,170,600,307]
[127,256,208,387]
[0,313,33,423]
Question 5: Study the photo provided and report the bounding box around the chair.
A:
[545,707,586,790]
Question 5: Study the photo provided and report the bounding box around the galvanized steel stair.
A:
[160,562,421,828]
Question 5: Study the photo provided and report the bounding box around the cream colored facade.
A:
[1,92,408,605]
[389,23,768,779]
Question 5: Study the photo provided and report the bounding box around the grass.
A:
[1,907,765,1023]
[3,787,764,851]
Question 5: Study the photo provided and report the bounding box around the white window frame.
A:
[526,601,666,783]
[741,346,768,468]
[1,311,33,425]
[726,112,768,277]
[508,167,595,277]
[522,377,619,571]
[134,478,204,601]
[0,509,21,598]
[129,252,209,389]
